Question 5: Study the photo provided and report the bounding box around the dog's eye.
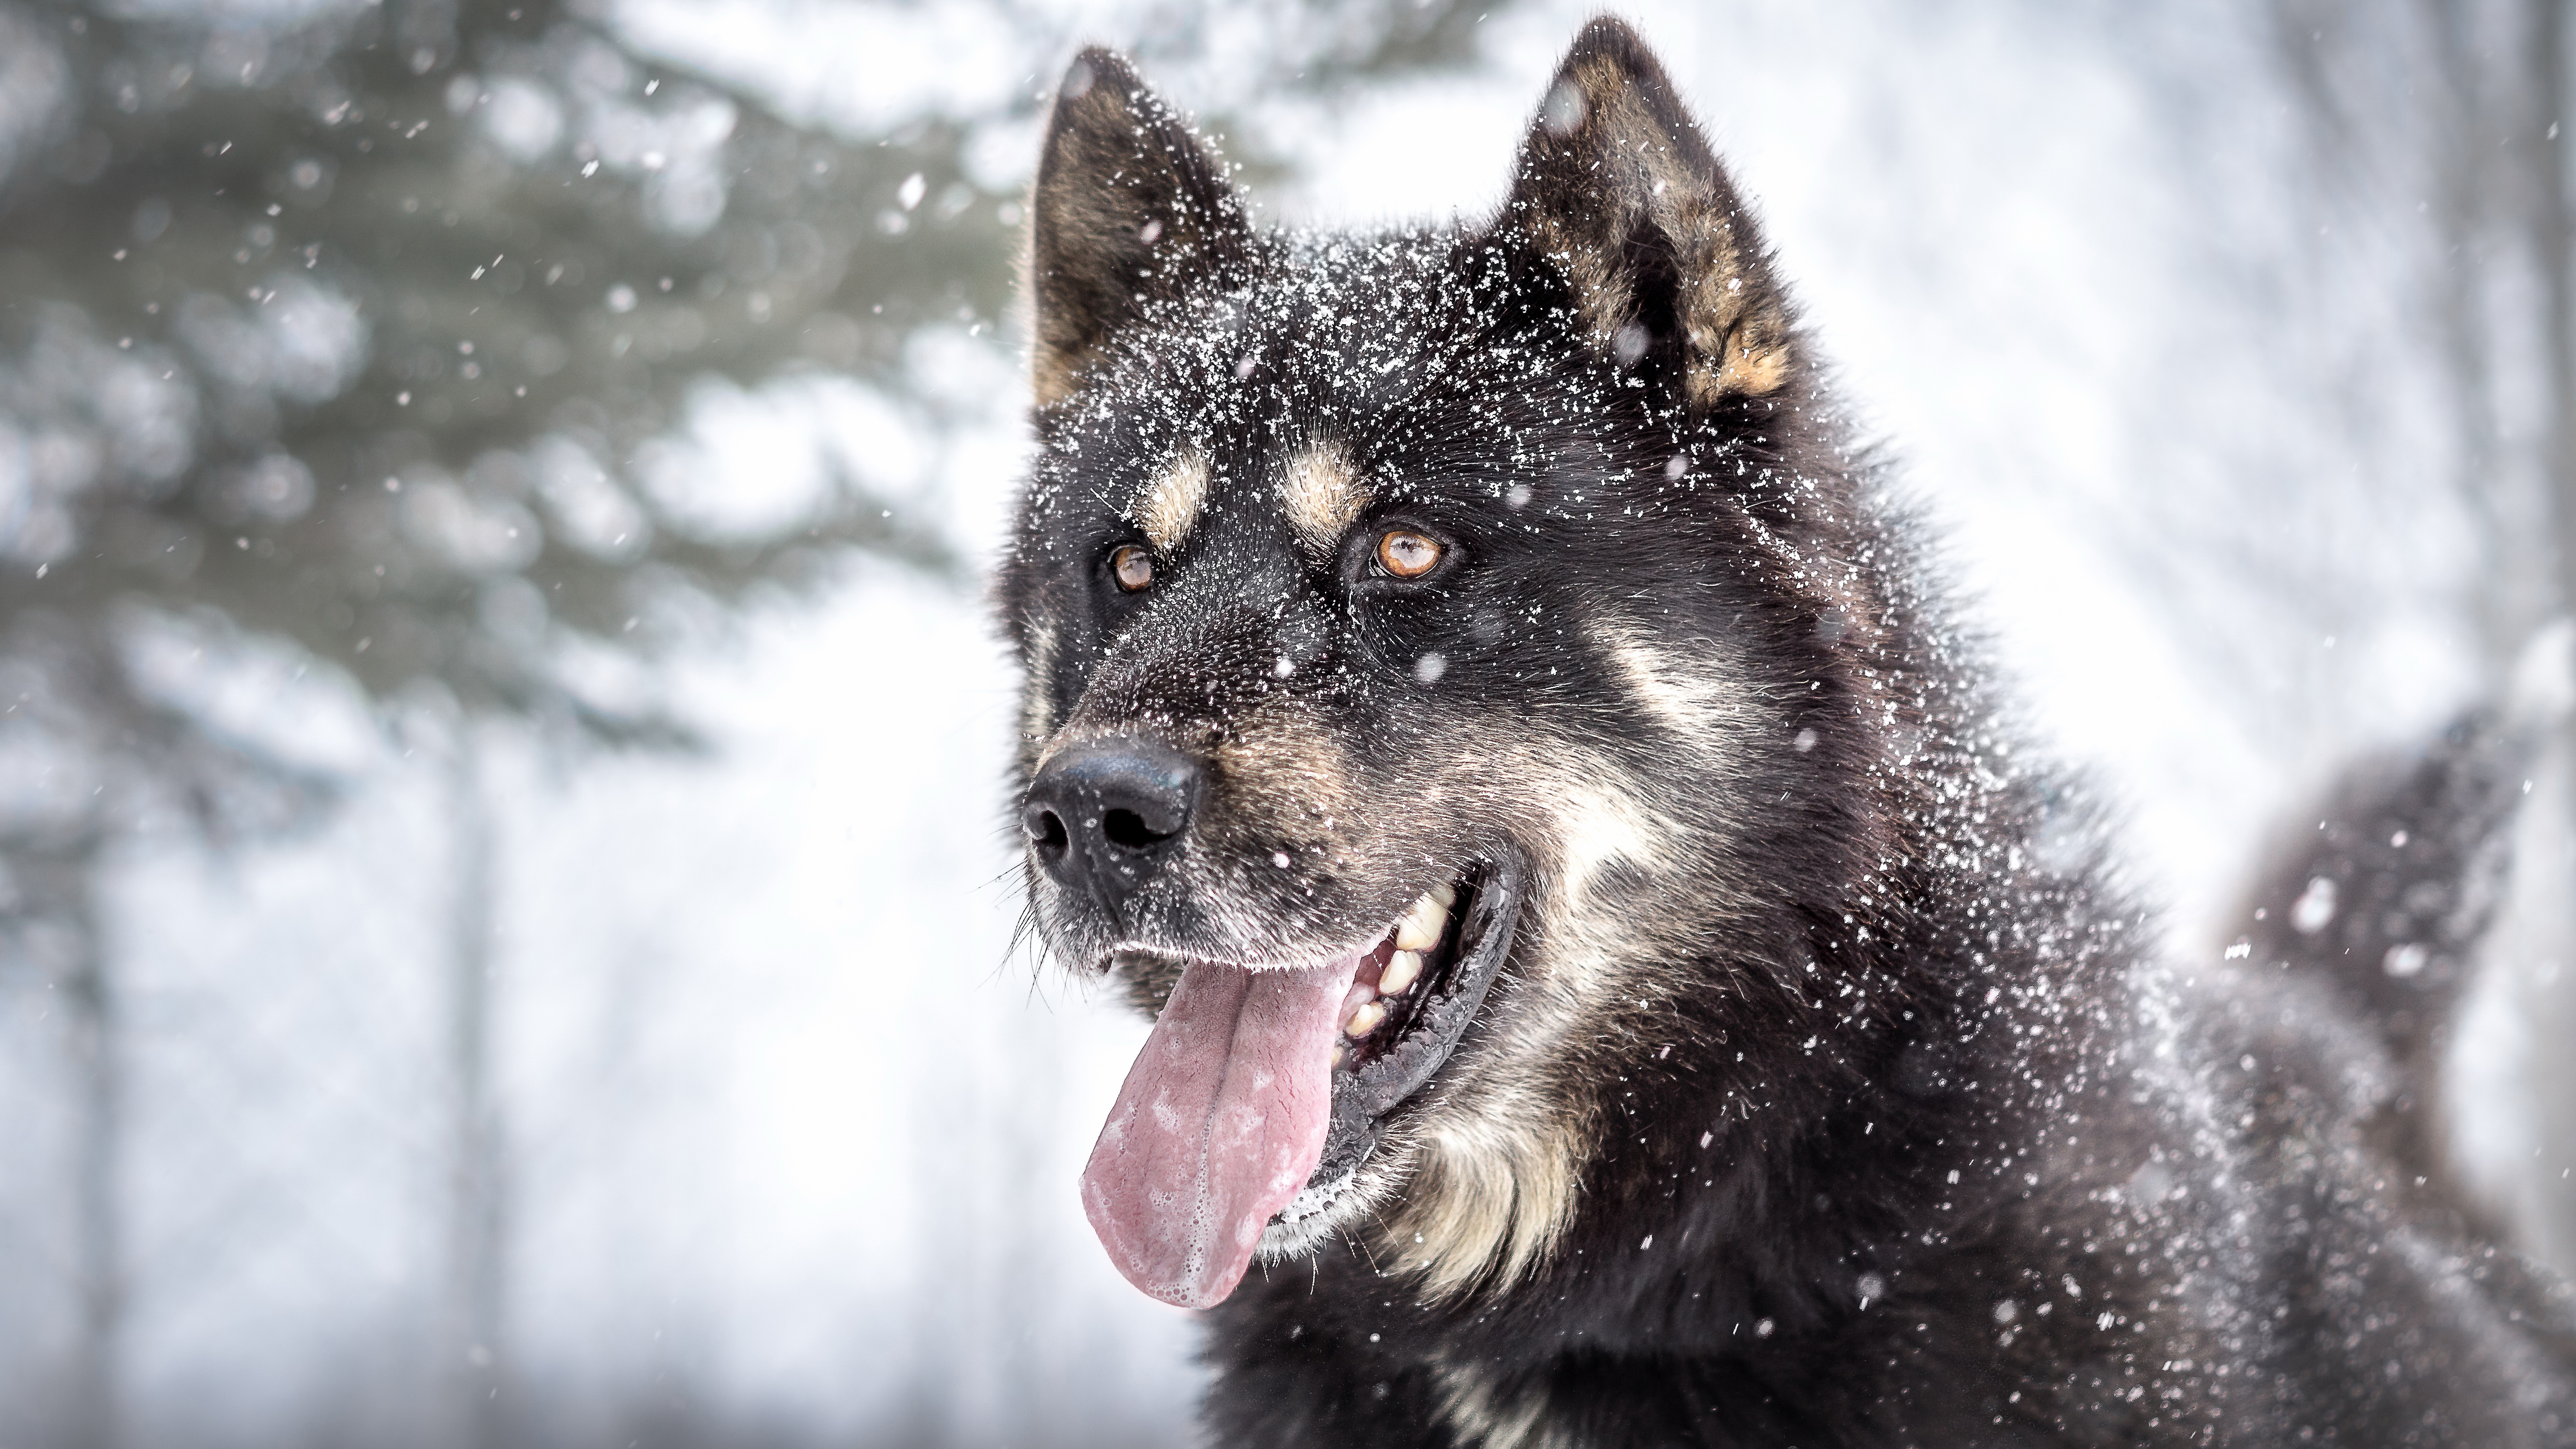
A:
[1109,544,1156,593]
[1376,530,1443,579]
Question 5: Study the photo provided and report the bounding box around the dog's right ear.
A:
[1029,50,1251,410]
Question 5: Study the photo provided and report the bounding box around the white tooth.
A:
[1429,880,1456,909]
[1395,891,1448,952]
[1344,1000,1388,1038]
[1380,949,1424,996]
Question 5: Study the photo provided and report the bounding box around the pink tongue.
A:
[1081,956,1354,1308]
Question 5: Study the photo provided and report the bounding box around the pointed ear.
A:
[1029,49,1252,410]
[1501,20,1796,408]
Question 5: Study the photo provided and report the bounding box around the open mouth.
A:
[1292,861,1521,1230]
[1079,855,1523,1309]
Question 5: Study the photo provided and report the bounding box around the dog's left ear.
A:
[1029,49,1253,410]
[1500,20,1797,408]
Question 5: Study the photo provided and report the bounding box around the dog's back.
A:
[2106,705,2576,1447]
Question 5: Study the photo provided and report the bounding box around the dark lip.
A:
[1306,853,1525,1190]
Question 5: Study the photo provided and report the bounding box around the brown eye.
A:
[1110,543,1155,592]
[1376,529,1443,579]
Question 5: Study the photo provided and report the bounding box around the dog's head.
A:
[1000,20,1903,1308]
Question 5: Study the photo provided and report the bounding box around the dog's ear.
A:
[1500,20,1796,408]
[1029,49,1252,410]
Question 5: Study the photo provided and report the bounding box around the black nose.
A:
[1022,737,1202,916]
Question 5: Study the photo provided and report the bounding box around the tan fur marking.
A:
[1206,701,1367,833]
[1434,1359,1564,1449]
[1030,343,1079,412]
[1546,772,1682,909]
[1278,443,1367,552]
[1380,745,1714,1300]
[1597,621,1756,744]
[1019,617,1059,762]
[1196,700,1380,963]
[1391,1104,1586,1302]
[1534,55,1794,404]
[1134,451,1209,552]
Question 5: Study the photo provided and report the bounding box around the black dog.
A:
[997,19,2576,1445]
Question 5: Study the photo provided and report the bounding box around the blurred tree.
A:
[0,1,1504,1446]
[0,2,972,1440]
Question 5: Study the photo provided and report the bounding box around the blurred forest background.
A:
[0,1,2572,1446]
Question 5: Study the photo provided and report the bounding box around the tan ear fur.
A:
[1028,49,1251,410]
[1505,19,1796,406]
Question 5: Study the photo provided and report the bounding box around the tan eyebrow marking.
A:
[1134,450,1210,552]
[1278,443,1368,552]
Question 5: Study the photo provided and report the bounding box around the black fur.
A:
[998,19,2576,1446]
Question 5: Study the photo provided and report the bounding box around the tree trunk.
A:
[49,838,123,1449]
[443,722,506,1449]
[2420,0,2524,675]
[2529,0,2576,1275]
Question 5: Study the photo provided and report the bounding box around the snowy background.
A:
[1,2,2572,1446]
